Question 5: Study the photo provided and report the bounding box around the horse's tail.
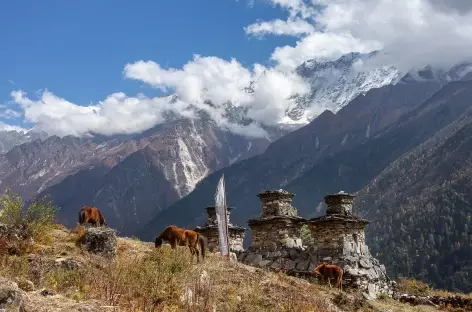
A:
[198,233,207,259]
[99,211,107,226]
[78,208,85,224]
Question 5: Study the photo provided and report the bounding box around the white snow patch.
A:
[176,138,209,196]
[31,168,48,180]
[37,170,62,193]
[366,123,371,138]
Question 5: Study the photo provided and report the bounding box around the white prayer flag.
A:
[214,174,229,256]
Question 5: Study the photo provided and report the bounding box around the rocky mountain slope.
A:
[33,117,272,235]
[139,68,451,239]
[354,82,472,293]
[0,135,140,200]
[0,129,48,154]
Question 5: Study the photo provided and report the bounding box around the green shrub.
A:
[0,188,59,241]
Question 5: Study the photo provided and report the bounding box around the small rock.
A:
[270,259,284,270]
[259,260,272,267]
[359,257,373,269]
[246,254,262,266]
[283,260,296,271]
[308,262,318,272]
[286,248,297,260]
[40,289,54,297]
[0,277,24,311]
[55,257,82,270]
[79,227,117,258]
[237,252,247,262]
[295,261,308,271]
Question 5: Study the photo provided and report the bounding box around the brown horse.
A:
[154,225,207,263]
[79,206,107,227]
[312,262,343,291]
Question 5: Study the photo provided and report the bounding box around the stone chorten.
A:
[306,191,395,298]
[307,192,370,257]
[247,189,305,249]
[194,206,247,252]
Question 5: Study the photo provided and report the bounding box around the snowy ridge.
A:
[288,52,400,123]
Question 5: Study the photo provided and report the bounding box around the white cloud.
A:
[267,0,316,19]
[7,52,311,139]
[245,18,315,37]
[9,87,275,138]
[248,0,472,73]
[271,32,381,71]
[10,90,192,137]
[124,55,254,106]
[124,55,310,130]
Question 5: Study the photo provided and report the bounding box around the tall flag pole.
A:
[214,174,229,257]
[223,177,230,255]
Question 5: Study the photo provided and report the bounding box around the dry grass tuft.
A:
[397,278,433,296]
[69,224,87,247]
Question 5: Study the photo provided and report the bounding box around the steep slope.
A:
[40,118,272,235]
[139,71,447,240]
[285,80,472,214]
[0,135,139,200]
[353,84,472,292]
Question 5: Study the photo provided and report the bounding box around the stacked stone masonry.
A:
[257,190,297,217]
[248,190,305,249]
[194,206,247,252]
[248,217,304,249]
[237,190,396,299]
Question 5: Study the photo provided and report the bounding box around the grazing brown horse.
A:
[78,206,107,227]
[154,225,207,263]
[312,262,343,291]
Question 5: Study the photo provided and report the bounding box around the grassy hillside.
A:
[0,224,462,312]
[0,190,467,311]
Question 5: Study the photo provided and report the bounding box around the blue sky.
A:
[0,0,295,128]
[2,0,471,136]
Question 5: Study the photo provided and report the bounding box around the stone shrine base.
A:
[237,245,397,299]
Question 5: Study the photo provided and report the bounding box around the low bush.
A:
[0,188,59,243]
